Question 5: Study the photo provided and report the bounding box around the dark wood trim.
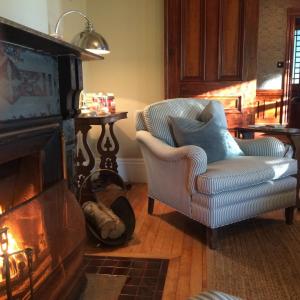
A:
[283,8,300,124]
[285,206,295,225]
[287,8,300,15]
[148,197,155,215]
[256,89,283,97]
[179,80,244,96]
[165,0,181,98]
[0,116,62,133]
[76,112,128,125]
[0,16,103,61]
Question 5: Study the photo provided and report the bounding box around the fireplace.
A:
[0,16,102,299]
[0,124,85,299]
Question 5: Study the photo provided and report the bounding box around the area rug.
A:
[207,217,300,300]
[83,255,169,299]
[79,274,127,300]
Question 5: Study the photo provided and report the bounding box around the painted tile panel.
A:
[0,42,60,120]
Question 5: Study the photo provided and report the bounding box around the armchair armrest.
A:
[235,136,289,157]
[136,131,207,195]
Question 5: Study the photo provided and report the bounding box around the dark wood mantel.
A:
[0,16,103,61]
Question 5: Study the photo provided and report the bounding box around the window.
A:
[292,29,300,84]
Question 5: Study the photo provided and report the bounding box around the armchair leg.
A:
[206,227,218,250]
[148,197,155,215]
[285,207,295,225]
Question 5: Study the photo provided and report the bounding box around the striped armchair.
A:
[136,98,297,249]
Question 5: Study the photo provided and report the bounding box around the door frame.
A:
[283,8,300,124]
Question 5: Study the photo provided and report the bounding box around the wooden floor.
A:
[85,183,208,299]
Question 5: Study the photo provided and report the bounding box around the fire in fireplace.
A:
[0,124,85,299]
[0,227,33,300]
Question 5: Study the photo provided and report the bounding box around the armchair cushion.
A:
[235,137,289,157]
[169,103,244,163]
[196,156,297,194]
[143,98,211,146]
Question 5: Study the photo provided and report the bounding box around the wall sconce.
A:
[53,10,110,55]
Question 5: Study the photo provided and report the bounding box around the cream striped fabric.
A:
[193,176,297,209]
[197,156,297,195]
[191,189,296,228]
[136,130,207,197]
[189,291,241,300]
[236,137,287,157]
[143,98,212,146]
[135,110,147,131]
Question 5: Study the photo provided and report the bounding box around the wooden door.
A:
[165,0,259,128]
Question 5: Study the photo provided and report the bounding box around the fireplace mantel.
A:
[0,16,103,61]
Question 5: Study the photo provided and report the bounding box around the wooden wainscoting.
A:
[165,0,259,124]
[255,89,284,124]
[198,95,252,133]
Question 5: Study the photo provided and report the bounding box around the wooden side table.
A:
[75,112,128,197]
[236,126,300,207]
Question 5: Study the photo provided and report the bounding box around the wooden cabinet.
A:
[165,0,259,127]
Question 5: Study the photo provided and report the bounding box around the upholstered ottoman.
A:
[189,290,241,300]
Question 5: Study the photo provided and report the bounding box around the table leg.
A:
[75,123,95,201]
[97,122,119,173]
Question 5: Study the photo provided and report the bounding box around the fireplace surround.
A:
[0,16,102,299]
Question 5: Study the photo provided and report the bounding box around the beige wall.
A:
[84,0,164,158]
[0,0,48,33]
[257,0,300,89]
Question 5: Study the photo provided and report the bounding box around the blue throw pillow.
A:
[169,116,244,163]
[200,101,228,128]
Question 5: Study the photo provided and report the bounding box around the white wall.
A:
[0,0,48,33]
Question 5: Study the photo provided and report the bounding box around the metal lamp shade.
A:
[72,29,110,55]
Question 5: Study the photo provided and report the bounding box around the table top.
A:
[75,112,128,125]
[236,126,300,136]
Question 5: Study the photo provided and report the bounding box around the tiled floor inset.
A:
[84,255,169,300]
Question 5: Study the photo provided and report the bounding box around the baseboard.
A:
[95,158,147,183]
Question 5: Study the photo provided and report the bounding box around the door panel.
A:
[165,0,259,126]
[219,0,243,80]
[181,0,205,79]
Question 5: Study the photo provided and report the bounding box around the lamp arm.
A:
[54,10,93,35]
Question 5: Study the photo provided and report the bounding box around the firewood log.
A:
[97,201,126,239]
[94,183,127,207]
[82,201,115,239]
